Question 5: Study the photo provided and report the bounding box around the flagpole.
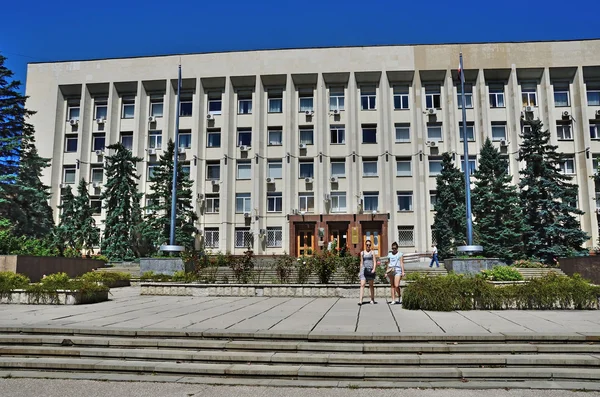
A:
[459,52,474,246]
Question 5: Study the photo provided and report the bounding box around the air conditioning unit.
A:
[239,145,250,151]
[259,228,266,236]
[93,182,102,188]
[500,140,508,146]
[148,148,157,155]
[95,150,104,156]
[332,109,340,115]
[427,108,436,115]
[69,119,78,126]
[299,143,307,149]
[243,212,251,218]
[266,177,273,183]
[305,110,314,116]
[148,116,156,123]
[304,177,313,183]
[324,193,330,201]
[211,179,219,186]
[428,141,437,147]
[562,111,570,118]
[206,114,214,120]
[330,176,338,183]
[525,106,533,112]
[178,147,186,154]
[596,110,600,117]
[96,118,106,124]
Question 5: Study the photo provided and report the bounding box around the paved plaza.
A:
[1,287,599,334]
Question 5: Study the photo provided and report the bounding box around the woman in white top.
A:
[387,242,405,305]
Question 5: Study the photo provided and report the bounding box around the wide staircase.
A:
[515,267,566,279]
[96,263,141,278]
[0,327,598,389]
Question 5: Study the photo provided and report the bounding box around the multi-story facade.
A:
[25,40,600,257]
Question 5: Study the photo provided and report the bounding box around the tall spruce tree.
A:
[144,139,197,250]
[473,138,526,262]
[101,143,143,261]
[0,54,53,235]
[518,119,589,263]
[432,152,467,259]
[55,186,78,253]
[73,178,100,255]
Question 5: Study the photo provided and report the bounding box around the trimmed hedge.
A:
[403,272,600,311]
[81,271,131,283]
[480,266,524,281]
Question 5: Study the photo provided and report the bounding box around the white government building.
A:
[25,39,600,257]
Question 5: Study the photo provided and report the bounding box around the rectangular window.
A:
[593,158,600,175]
[299,161,314,178]
[491,122,507,141]
[266,227,283,248]
[560,158,575,175]
[92,133,105,151]
[206,162,220,180]
[120,132,133,150]
[394,123,410,143]
[330,192,347,213]
[299,193,315,212]
[147,164,158,181]
[329,88,345,111]
[235,193,252,213]
[362,124,377,143]
[331,160,346,177]
[427,123,443,141]
[145,198,157,215]
[330,125,345,144]
[208,92,222,115]
[268,90,283,113]
[94,98,108,120]
[179,93,193,117]
[430,190,438,210]
[393,85,409,110]
[178,131,192,148]
[63,166,76,184]
[237,128,252,146]
[461,156,477,175]
[267,192,283,212]
[425,85,441,109]
[67,100,80,121]
[459,122,475,142]
[181,163,190,177]
[396,158,412,176]
[204,228,219,248]
[268,160,282,179]
[489,84,505,108]
[121,96,135,119]
[397,226,414,247]
[90,198,102,215]
[299,89,314,112]
[299,128,314,145]
[457,84,473,109]
[591,123,600,140]
[91,167,103,183]
[360,86,376,110]
[553,83,570,107]
[235,228,252,248]
[586,82,600,106]
[205,194,220,213]
[237,161,251,180]
[65,134,78,152]
[150,95,164,117]
[363,192,379,212]
[500,156,510,174]
[268,127,282,146]
[557,123,573,140]
[397,191,413,212]
[521,83,538,107]
[429,159,442,176]
[207,128,221,148]
[237,91,252,115]
[148,130,162,149]
[362,159,378,177]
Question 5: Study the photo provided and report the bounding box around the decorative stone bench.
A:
[0,290,109,305]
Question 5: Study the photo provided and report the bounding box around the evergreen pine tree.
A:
[73,178,100,255]
[0,54,53,236]
[55,186,78,252]
[472,138,526,262]
[101,143,143,261]
[432,152,466,259]
[518,119,589,263]
[144,139,197,250]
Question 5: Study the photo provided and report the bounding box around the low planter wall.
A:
[559,256,600,285]
[140,258,190,276]
[445,258,505,275]
[0,256,106,282]
[0,290,109,305]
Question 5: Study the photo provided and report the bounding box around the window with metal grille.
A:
[267,227,283,248]
[397,226,414,247]
[235,228,252,248]
[204,228,219,248]
[431,230,437,246]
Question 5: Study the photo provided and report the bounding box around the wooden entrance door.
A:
[363,229,381,256]
[297,230,314,256]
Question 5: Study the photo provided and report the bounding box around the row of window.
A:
[64,81,600,122]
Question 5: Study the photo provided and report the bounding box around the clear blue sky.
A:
[2,0,599,92]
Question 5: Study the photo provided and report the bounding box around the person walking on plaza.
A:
[387,242,405,305]
[358,240,378,306]
[429,244,440,268]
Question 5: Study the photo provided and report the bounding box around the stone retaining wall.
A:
[0,290,109,305]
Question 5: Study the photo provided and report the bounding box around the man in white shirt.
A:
[429,244,440,268]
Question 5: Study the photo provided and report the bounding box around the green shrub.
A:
[0,272,30,295]
[481,266,524,281]
[171,270,198,282]
[140,271,171,282]
[91,254,110,263]
[375,265,388,284]
[81,271,131,283]
[309,251,337,284]
[404,272,423,281]
[512,259,547,268]
[340,255,360,284]
[295,257,312,283]
[274,253,295,283]
[228,251,255,284]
